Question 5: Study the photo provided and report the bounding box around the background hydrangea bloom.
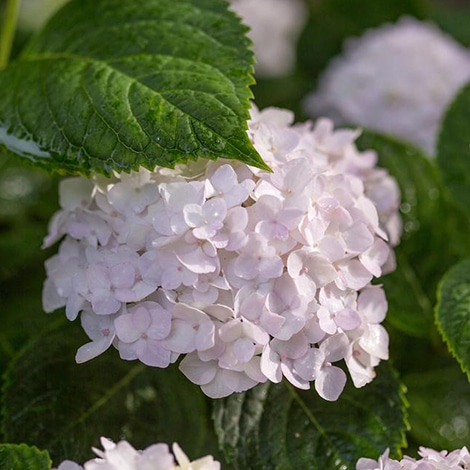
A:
[229,0,307,78]
[43,105,401,400]
[304,17,470,156]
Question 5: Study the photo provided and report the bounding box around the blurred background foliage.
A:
[1,0,470,465]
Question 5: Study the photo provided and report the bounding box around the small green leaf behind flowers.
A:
[436,259,470,379]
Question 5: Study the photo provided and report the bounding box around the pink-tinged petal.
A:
[233,338,255,363]
[140,444,175,469]
[75,335,114,363]
[260,344,282,383]
[210,165,237,191]
[183,204,204,228]
[202,198,227,223]
[336,260,372,290]
[65,294,85,321]
[281,361,310,389]
[259,256,284,280]
[161,267,183,290]
[59,177,94,210]
[335,308,361,331]
[177,249,217,274]
[260,310,285,336]
[305,254,337,287]
[219,320,242,343]
[321,334,349,363]
[86,264,110,290]
[117,342,138,361]
[110,263,135,289]
[359,325,389,360]
[359,238,390,277]
[196,321,216,351]
[318,236,345,262]
[294,349,317,381]
[162,319,196,354]
[115,314,141,343]
[220,369,258,394]
[358,286,388,323]
[91,291,121,316]
[132,307,151,333]
[139,341,171,368]
[179,353,217,386]
[342,223,374,253]
[233,256,259,280]
[42,278,66,313]
[315,366,347,401]
[201,372,235,399]
[244,357,267,383]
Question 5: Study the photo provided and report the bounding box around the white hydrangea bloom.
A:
[54,437,220,470]
[356,446,470,470]
[43,104,401,401]
[229,0,307,78]
[304,17,470,156]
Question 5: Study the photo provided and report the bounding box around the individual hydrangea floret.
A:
[43,104,401,400]
[229,0,307,78]
[356,446,470,470]
[53,437,220,470]
[304,17,470,156]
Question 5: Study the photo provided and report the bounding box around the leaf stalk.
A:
[0,0,20,69]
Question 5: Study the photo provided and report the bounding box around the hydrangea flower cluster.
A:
[53,437,220,470]
[43,105,401,400]
[304,17,470,156]
[229,0,307,77]
[357,447,470,470]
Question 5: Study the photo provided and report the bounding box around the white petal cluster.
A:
[229,0,307,78]
[43,105,401,400]
[304,17,470,156]
[357,447,470,470]
[53,438,220,470]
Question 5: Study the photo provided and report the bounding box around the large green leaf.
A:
[437,83,470,216]
[435,259,470,378]
[357,132,470,338]
[1,320,211,464]
[0,0,268,175]
[213,364,407,470]
[405,363,470,450]
[0,444,51,470]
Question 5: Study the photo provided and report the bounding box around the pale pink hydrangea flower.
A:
[43,104,401,400]
[54,437,220,470]
[229,0,307,78]
[356,446,470,470]
[304,17,470,157]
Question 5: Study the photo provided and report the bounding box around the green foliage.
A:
[0,0,268,175]
[435,259,470,379]
[357,132,470,338]
[213,365,407,470]
[437,83,470,216]
[0,443,51,470]
[405,363,470,450]
[1,321,211,464]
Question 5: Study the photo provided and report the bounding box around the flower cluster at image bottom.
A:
[54,437,219,470]
[357,447,470,469]
[42,105,401,400]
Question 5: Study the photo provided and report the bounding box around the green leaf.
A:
[213,364,407,470]
[2,320,211,464]
[435,258,470,378]
[0,0,268,175]
[357,131,470,338]
[437,82,470,216]
[405,364,470,450]
[0,444,51,470]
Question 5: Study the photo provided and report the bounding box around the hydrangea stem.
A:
[0,0,20,70]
